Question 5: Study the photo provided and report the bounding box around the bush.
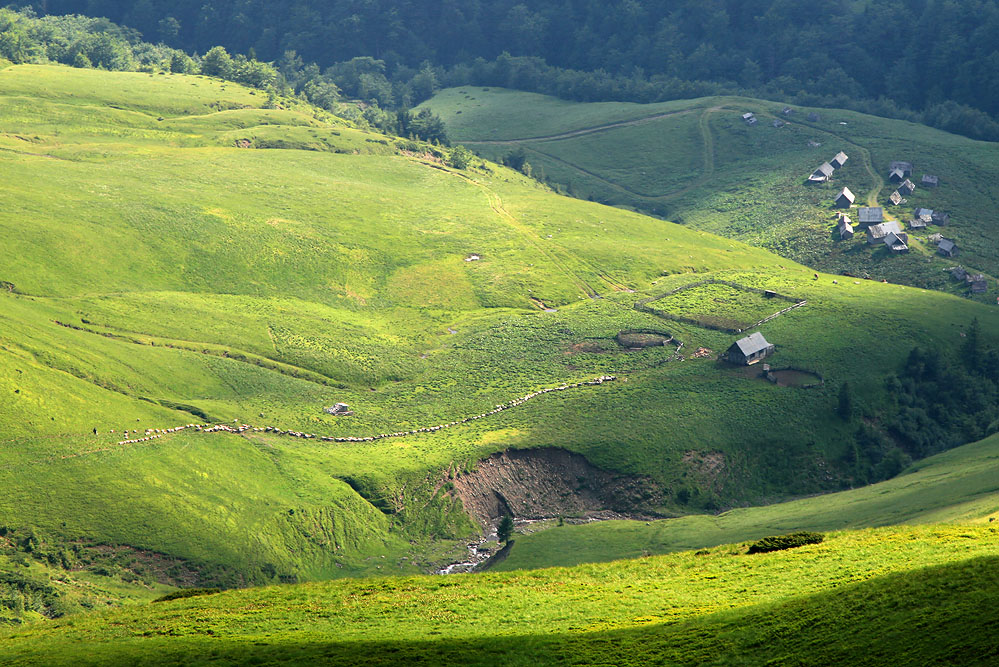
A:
[152,588,221,603]
[747,532,824,554]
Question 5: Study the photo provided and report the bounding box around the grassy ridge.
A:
[422,87,999,296]
[1,524,997,664]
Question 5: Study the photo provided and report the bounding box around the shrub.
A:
[152,588,221,603]
[747,532,824,554]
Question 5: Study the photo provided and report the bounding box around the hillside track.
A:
[461,107,705,145]
[0,376,619,470]
[414,158,620,297]
[508,107,723,204]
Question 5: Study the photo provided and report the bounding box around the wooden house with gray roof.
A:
[858,207,884,225]
[837,215,854,239]
[835,187,855,208]
[937,238,958,257]
[808,162,835,183]
[883,231,909,253]
[831,151,848,168]
[898,179,916,196]
[725,332,775,366]
[867,220,903,244]
[889,161,913,176]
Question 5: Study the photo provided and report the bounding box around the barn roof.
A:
[858,207,884,224]
[814,162,834,177]
[889,191,902,205]
[832,151,848,166]
[733,332,773,356]
[868,221,902,238]
[938,239,956,253]
[836,186,855,202]
[890,161,912,172]
[884,231,908,249]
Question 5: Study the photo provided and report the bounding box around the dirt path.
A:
[473,106,724,204]
[462,107,703,145]
[419,160,635,296]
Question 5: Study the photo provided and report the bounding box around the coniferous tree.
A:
[497,515,514,543]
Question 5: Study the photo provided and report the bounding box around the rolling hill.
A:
[419,87,999,296]
[2,524,998,665]
[3,62,999,597]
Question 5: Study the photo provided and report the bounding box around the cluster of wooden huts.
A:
[808,151,849,183]
[829,159,964,260]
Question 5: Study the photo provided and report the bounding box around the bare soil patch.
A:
[449,448,664,530]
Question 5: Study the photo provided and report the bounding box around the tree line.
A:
[0,9,450,143]
[9,0,999,141]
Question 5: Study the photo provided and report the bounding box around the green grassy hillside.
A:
[1,524,997,665]
[3,64,999,589]
[421,88,999,296]
[495,429,999,570]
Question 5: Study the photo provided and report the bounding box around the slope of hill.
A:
[420,88,999,296]
[3,64,999,588]
[1,524,997,665]
[492,429,999,571]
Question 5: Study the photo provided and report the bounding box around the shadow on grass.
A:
[11,555,999,666]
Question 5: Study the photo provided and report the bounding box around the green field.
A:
[3,63,999,621]
[421,87,999,296]
[2,524,998,665]
[495,430,999,570]
[643,280,800,331]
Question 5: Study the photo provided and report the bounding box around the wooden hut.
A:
[834,187,855,208]
[937,238,958,257]
[837,216,854,240]
[725,332,775,365]
[808,162,835,183]
[889,161,913,176]
[858,207,884,226]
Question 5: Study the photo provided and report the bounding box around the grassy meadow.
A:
[421,87,999,296]
[1,524,997,665]
[2,62,999,622]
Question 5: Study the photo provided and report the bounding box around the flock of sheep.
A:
[115,375,617,447]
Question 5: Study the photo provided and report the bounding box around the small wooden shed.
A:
[835,187,855,208]
[937,238,958,257]
[726,332,775,365]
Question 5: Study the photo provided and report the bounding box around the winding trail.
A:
[467,106,725,204]
[462,108,702,145]
[0,376,618,470]
[420,160,632,296]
